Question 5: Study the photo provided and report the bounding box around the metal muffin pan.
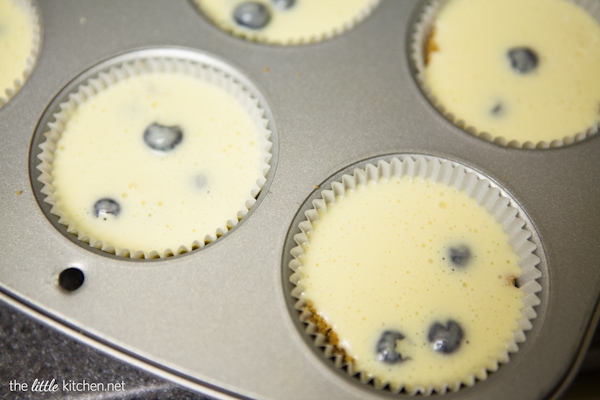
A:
[0,1,598,399]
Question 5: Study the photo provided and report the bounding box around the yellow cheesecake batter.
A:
[298,176,524,392]
[424,0,600,144]
[0,0,34,103]
[50,70,269,256]
[195,0,379,44]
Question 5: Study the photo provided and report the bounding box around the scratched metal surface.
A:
[0,1,599,399]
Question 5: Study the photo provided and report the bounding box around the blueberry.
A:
[143,123,183,151]
[491,102,504,116]
[195,174,208,189]
[233,2,271,30]
[376,330,407,364]
[94,198,120,219]
[428,320,464,354]
[448,245,471,267]
[508,47,539,74]
[272,0,295,9]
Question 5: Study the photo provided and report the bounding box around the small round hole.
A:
[58,268,85,292]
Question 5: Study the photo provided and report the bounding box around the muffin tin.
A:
[1,1,599,399]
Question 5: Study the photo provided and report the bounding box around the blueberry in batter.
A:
[143,123,183,151]
[195,174,208,189]
[448,245,472,267]
[376,330,408,364]
[272,0,295,10]
[508,47,539,74]
[491,102,504,116]
[233,2,271,29]
[94,198,121,219]
[428,320,464,354]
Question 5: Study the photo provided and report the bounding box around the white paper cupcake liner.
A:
[193,0,380,45]
[288,155,543,395]
[410,0,600,149]
[0,0,42,108]
[37,55,272,259]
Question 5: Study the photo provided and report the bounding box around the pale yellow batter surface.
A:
[425,0,600,143]
[196,0,378,44]
[298,176,524,392]
[51,71,267,256]
[0,0,34,101]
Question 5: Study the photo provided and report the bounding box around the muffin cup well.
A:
[0,0,42,108]
[36,53,272,259]
[288,155,543,395]
[410,0,600,149]
[193,0,381,45]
